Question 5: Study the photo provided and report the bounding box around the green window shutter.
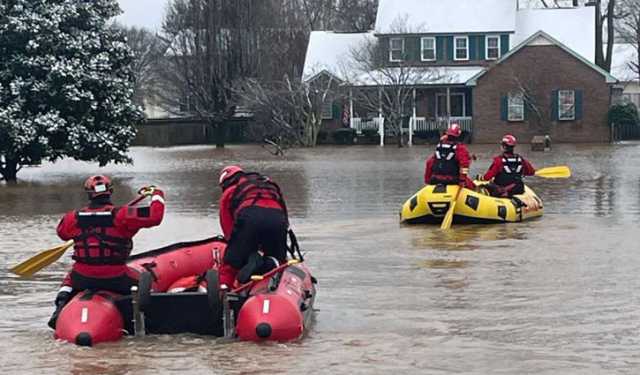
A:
[551,90,559,121]
[500,34,509,56]
[500,95,508,121]
[436,36,445,61]
[332,103,340,119]
[478,35,486,60]
[446,36,454,61]
[469,36,477,61]
[410,36,419,61]
[575,90,583,120]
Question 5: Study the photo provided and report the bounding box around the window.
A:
[321,101,333,119]
[454,36,468,61]
[486,35,500,60]
[421,37,436,61]
[508,92,524,121]
[558,90,575,120]
[389,38,404,62]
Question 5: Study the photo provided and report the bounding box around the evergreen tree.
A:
[0,0,143,182]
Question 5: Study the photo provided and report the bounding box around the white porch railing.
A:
[411,116,473,133]
[351,117,385,134]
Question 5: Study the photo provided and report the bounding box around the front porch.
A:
[348,86,474,145]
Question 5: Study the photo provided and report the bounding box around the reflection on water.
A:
[2,143,640,374]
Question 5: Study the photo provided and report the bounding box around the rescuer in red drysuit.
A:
[217,166,289,289]
[423,123,476,190]
[48,175,165,329]
[482,134,536,197]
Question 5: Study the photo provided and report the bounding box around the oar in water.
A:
[535,166,571,178]
[440,185,463,230]
[9,240,75,277]
[9,193,149,278]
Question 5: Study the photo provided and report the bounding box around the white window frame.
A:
[558,90,576,121]
[435,93,466,117]
[389,38,404,62]
[508,92,524,122]
[453,36,469,61]
[421,37,436,61]
[321,101,333,120]
[486,35,501,60]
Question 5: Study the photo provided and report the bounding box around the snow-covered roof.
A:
[302,31,375,82]
[348,66,486,87]
[467,31,617,86]
[514,7,595,63]
[611,43,638,82]
[375,0,517,35]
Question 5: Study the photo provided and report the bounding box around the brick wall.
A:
[473,44,612,143]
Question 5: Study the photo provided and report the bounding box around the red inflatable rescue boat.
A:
[53,236,316,346]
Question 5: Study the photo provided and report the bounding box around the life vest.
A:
[71,206,133,265]
[226,172,287,218]
[431,142,460,183]
[494,154,524,187]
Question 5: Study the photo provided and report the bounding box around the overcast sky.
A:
[116,0,168,30]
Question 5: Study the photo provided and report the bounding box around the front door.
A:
[436,93,465,117]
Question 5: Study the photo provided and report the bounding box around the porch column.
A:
[410,88,416,146]
[349,89,354,129]
[446,86,451,128]
[378,87,384,147]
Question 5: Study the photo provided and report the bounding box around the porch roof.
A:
[346,66,486,87]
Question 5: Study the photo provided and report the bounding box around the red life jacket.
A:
[71,205,133,265]
[224,172,287,219]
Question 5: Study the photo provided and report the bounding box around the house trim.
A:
[421,37,437,62]
[485,35,501,60]
[453,36,469,61]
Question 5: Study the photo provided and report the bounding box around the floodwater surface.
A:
[1,143,640,374]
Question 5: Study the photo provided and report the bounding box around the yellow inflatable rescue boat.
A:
[400,183,543,224]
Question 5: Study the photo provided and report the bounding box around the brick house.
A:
[302,0,621,144]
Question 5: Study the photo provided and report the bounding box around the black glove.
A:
[55,291,72,307]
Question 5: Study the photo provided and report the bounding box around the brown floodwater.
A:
[2,143,640,374]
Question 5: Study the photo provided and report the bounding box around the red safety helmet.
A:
[219,165,243,186]
[83,175,113,198]
[501,134,517,147]
[445,123,462,138]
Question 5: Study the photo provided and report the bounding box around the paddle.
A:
[440,185,463,230]
[534,166,571,179]
[9,193,149,278]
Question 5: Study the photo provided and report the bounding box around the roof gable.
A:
[302,31,375,82]
[375,0,517,35]
[467,31,617,86]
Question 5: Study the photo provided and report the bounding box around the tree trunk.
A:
[595,1,605,69]
[214,121,225,148]
[0,159,19,182]
[604,0,616,72]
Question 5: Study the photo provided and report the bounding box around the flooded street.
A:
[2,143,640,374]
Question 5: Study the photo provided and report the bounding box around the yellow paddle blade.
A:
[440,186,462,230]
[440,201,457,230]
[535,166,571,179]
[9,240,74,278]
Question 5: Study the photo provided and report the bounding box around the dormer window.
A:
[454,36,468,61]
[389,38,404,62]
[421,37,436,61]
[486,35,501,60]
